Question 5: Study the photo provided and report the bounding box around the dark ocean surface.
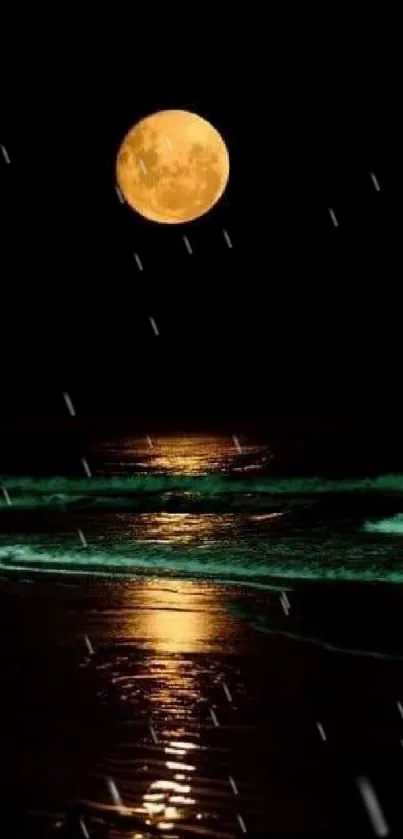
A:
[1,433,403,836]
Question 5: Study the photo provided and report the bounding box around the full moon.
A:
[116,110,230,224]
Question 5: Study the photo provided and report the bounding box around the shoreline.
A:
[2,564,403,589]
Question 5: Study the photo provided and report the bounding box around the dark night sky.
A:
[0,52,400,428]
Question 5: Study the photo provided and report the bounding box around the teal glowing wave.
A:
[1,533,403,583]
[2,472,403,512]
[364,513,403,534]
[1,474,403,585]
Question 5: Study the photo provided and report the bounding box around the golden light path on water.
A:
[120,579,229,654]
[147,436,225,475]
[109,434,260,552]
[118,510,235,545]
[101,580,241,834]
[106,441,254,830]
[101,434,264,475]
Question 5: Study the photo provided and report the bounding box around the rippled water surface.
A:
[2,434,403,836]
[1,434,403,583]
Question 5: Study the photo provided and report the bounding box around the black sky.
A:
[1,54,399,425]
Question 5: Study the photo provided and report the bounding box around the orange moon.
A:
[115,110,230,224]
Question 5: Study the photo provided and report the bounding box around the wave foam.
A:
[364,514,403,535]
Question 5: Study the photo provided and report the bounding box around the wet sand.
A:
[1,574,403,837]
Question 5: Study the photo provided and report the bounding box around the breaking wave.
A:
[363,513,403,535]
[2,473,403,512]
[2,472,403,584]
[1,530,403,584]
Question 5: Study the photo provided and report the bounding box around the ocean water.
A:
[3,433,403,836]
[1,433,403,585]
